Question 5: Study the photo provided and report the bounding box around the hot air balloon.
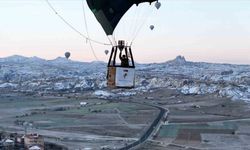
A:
[104,50,109,55]
[86,0,160,88]
[150,25,155,30]
[65,52,71,59]
[155,1,161,9]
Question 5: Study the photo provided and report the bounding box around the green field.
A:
[158,122,238,138]
[0,94,158,139]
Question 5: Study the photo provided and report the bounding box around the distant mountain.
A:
[167,55,187,65]
[0,55,249,101]
[0,55,29,63]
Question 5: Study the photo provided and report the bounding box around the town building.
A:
[24,134,44,150]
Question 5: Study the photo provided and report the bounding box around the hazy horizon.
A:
[0,0,250,64]
[1,54,250,66]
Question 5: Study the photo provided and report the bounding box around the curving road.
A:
[119,102,169,150]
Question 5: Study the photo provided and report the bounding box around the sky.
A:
[0,0,250,64]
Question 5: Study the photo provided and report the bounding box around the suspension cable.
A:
[81,0,99,61]
[129,6,142,43]
[130,7,154,46]
[45,0,111,46]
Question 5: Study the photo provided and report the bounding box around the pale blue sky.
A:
[0,0,250,64]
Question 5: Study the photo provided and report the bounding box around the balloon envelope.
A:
[155,1,161,9]
[150,25,154,30]
[104,50,109,55]
[87,0,157,35]
[65,52,71,59]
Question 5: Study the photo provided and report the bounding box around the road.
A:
[119,101,169,150]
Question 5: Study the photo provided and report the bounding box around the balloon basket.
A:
[106,41,135,88]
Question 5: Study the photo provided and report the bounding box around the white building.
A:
[29,145,42,150]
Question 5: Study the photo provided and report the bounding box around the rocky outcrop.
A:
[0,55,250,101]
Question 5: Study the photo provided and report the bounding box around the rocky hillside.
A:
[0,55,249,101]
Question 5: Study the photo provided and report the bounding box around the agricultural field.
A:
[1,88,250,150]
[135,89,250,150]
[0,92,159,149]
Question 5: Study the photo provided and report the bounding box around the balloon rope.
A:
[81,0,99,61]
[112,35,117,46]
[129,6,142,44]
[130,7,154,46]
[45,0,111,46]
[129,5,150,45]
[113,30,117,45]
[107,36,115,47]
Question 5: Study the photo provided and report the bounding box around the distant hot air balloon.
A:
[150,25,154,30]
[155,1,161,9]
[104,50,109,55]
[65,52,71,59]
